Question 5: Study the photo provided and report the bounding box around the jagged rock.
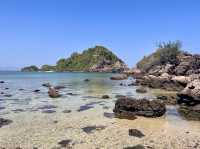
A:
[156,95,177,105]
[177,79,200,105]
[110,74,128,80]
[48,87,61,98]
[113,97,166,119]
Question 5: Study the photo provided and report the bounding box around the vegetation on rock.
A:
[55,45,127,72]
[137,41,181,72]
[21,65,39,72]
[41,65,56,71]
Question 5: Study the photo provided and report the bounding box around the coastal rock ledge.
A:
[113,97,166,119]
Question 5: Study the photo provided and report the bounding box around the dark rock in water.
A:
[77,105,94,112]
[42,110,56,113]
[0,81,5,83]
[81,95,99,99]
[115,95,126,99]
[54,85,66,90]
[0,107,5,110]
[18,89,25,91]
[102,95,110,99]
[104,112,115,119]
[4,94,12,97]
[113,97,166,119]
[124,145,145,149]
[128,82,138,86]
[42,83,51,88]
[58,139,72,147]
[62,110,72,113]
[12,109,25,113]
[110,74,128,80]
[82,125,105,134]
[177,79,200,106]
[4,88,9,90]
[129,129,145,138]
[0,92,4,95]
[33,89,40,93]
[67,93,78,96]
[136,87,147,93]
[178,105,200,121]
[102,106,110,110]
[0,118,12,128]
[84,79,90,82]
[48,87,61,98]
[38,105,57,110]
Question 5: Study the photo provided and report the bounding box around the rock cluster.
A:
[134,52,200,120]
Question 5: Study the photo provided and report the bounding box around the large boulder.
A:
[177,79,200,105]
[48,87,61,98]
[113,97,166,119]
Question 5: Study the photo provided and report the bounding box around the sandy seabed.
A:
[0,105,200,149]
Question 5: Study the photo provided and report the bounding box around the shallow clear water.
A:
[0,71,199,149]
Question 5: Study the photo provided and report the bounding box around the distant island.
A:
[21,46,128,73]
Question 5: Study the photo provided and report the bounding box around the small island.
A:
[21,46,128,73]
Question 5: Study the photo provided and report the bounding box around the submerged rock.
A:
[82,125,106,134]
[54,85,66,90]
[0,81,5,83]
[110,74,128,80]
[0,118,12,128]
[113,97,166,119]
[33,89,40,93]
[124,145,145,149]
[58,139,72,148]
[48,87,61,98]
[84,79,90,82]
[136,87,147,93]
[129,129,145,138]
[42,83,51,88]
[102,95,110,99]
[4,94,12,97]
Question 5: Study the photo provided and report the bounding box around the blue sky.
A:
[0,0,200,69]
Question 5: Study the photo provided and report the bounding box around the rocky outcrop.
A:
[0,118,12,128]
[177,79,200,105]
[113,97,166,119]
[48,87,61,98]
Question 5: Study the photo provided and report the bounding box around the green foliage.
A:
[41,65,56,71]
[137,41,181,72]
[21,65,39,72]
[56,46,122,71]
